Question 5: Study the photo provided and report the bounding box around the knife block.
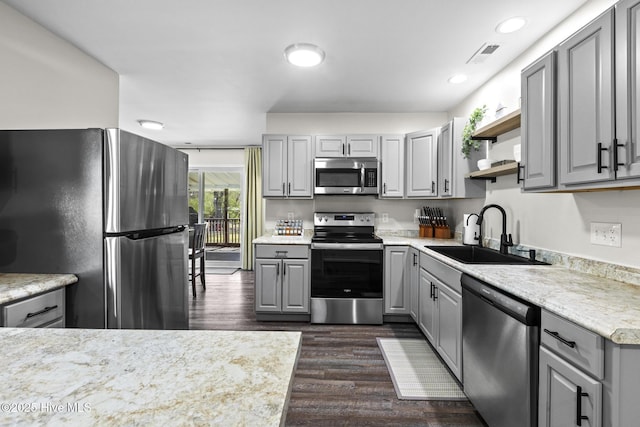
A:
[434,225,452,239]
[419,224,433,238]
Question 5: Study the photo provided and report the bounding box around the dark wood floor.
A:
[189,270,485,426]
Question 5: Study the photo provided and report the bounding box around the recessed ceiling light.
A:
[284,43,325,67]
[138,120,164,130]
[496,17,526,34]
[448,74,468,84]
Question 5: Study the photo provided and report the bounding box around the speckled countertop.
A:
[0,328,301,426]
[0,273,78,305]
[384,235,640,345]
[254,233,640,344]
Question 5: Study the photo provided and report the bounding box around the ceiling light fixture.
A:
[448,74,468,84]
[496,17,526,34]
[138,120,164,130]
[284,43,325,67]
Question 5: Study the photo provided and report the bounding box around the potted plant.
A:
[461,105,487,159]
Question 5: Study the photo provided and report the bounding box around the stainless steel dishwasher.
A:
[461,274,540,427]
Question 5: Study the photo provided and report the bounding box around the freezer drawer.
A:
[3,289,65,328]
[105,229,188,329]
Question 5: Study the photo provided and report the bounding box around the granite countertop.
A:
[386,236,640,345]
[0,328,301,426]
[253,231,313,245]
[0,273,78,305]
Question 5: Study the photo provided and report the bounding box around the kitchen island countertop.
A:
[0,328,301,426]
[0,273,78,305]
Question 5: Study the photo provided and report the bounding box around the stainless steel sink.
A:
[425,245,548,265]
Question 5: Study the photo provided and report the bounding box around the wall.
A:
[0,2,118,129]
[180,148,245,169]
[264,112,451,231]
[449,0,640,268]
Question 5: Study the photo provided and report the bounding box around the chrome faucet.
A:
[477,204,513,254]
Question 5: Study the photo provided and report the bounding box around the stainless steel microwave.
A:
[314,158,379,195]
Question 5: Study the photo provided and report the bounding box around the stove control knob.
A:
[366,216,371,222]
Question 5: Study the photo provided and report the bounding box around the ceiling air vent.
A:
[466,43,500,64]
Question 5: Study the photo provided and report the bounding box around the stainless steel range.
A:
[310,212,383,324]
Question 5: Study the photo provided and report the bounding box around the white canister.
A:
[463,214,480,245]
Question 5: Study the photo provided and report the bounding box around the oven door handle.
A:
[311,242,383,250]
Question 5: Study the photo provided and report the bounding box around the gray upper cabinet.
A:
[315,135,378,158]
[440,118,485,199]
[521,51,557,190]
[380,134,405,198]
[262,135,313,198]
[558,9,615,187]
[406,129,439,198]
[615,0,640,180]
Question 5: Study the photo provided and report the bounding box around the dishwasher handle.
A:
[461,274,539,326]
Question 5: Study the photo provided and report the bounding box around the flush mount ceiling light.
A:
[448,74,468,84]
[284,43,325,67]
[138,120,164,130]
[496,17,526,34]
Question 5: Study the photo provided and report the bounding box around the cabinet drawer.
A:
[255,244,308,259]
[420,252,462,293]
[3,289,65,328]
[541,309,604,379]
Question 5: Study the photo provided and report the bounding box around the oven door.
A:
[310,243,383,298]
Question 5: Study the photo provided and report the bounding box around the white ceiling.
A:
[4,0,588,147]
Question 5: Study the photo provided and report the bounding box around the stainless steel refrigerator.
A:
[0,128,189,329]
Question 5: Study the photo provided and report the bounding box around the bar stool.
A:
[189,223,207,298]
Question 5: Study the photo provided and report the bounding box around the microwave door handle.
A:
[360,164,365,193]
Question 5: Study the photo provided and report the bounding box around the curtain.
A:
[241,146,263,270]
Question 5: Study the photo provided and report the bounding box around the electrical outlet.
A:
[382,213,389,223]
[287,212,294,220]
[590,222,621,247]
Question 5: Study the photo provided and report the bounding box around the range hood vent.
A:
[466,43,500,64]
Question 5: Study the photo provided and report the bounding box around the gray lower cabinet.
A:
[408,247,419,321]
[254,245,310,314]
[418,252,462,381]
[2,288,65,328]
[384,246,410,314]
[539,309,604,427]
[521,50,557,190]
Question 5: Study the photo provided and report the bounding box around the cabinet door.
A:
[558,9,615,186]
[254,259,282,312]
[522,51,557,190]
[438,122,453,197]
[436,282,462,381]
[287,136,313,197]
[406,129,439,197]
[347,135,379,158]
[539,346,602,427]
[408,248,419,321]
[262,135,287,197]
[315,135,346,157]
[418,268,436,344]
[380,135,405,198]
[615,0,640,179]
[384,246,409,314]
[282,259,310,313]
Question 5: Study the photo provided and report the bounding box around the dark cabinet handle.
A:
[517,162,525,184]
[413,253,417,266]
[26,305,58,319]
[431,181,435,193]
[544,328,576,348]
[282,183,286,195]
[613,139,626,172]
[430,282,434,299]
[342,143,345,155]
[276,263,280,276]
[383,183,387,194]
[288,182,291,194]
[444,179,449,193]
[576,386,589,426]
[433,286,438,300]
[597,143,609,173]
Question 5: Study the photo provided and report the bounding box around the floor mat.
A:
[377,338,466,400]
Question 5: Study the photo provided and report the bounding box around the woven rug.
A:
[377,338,466,400]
